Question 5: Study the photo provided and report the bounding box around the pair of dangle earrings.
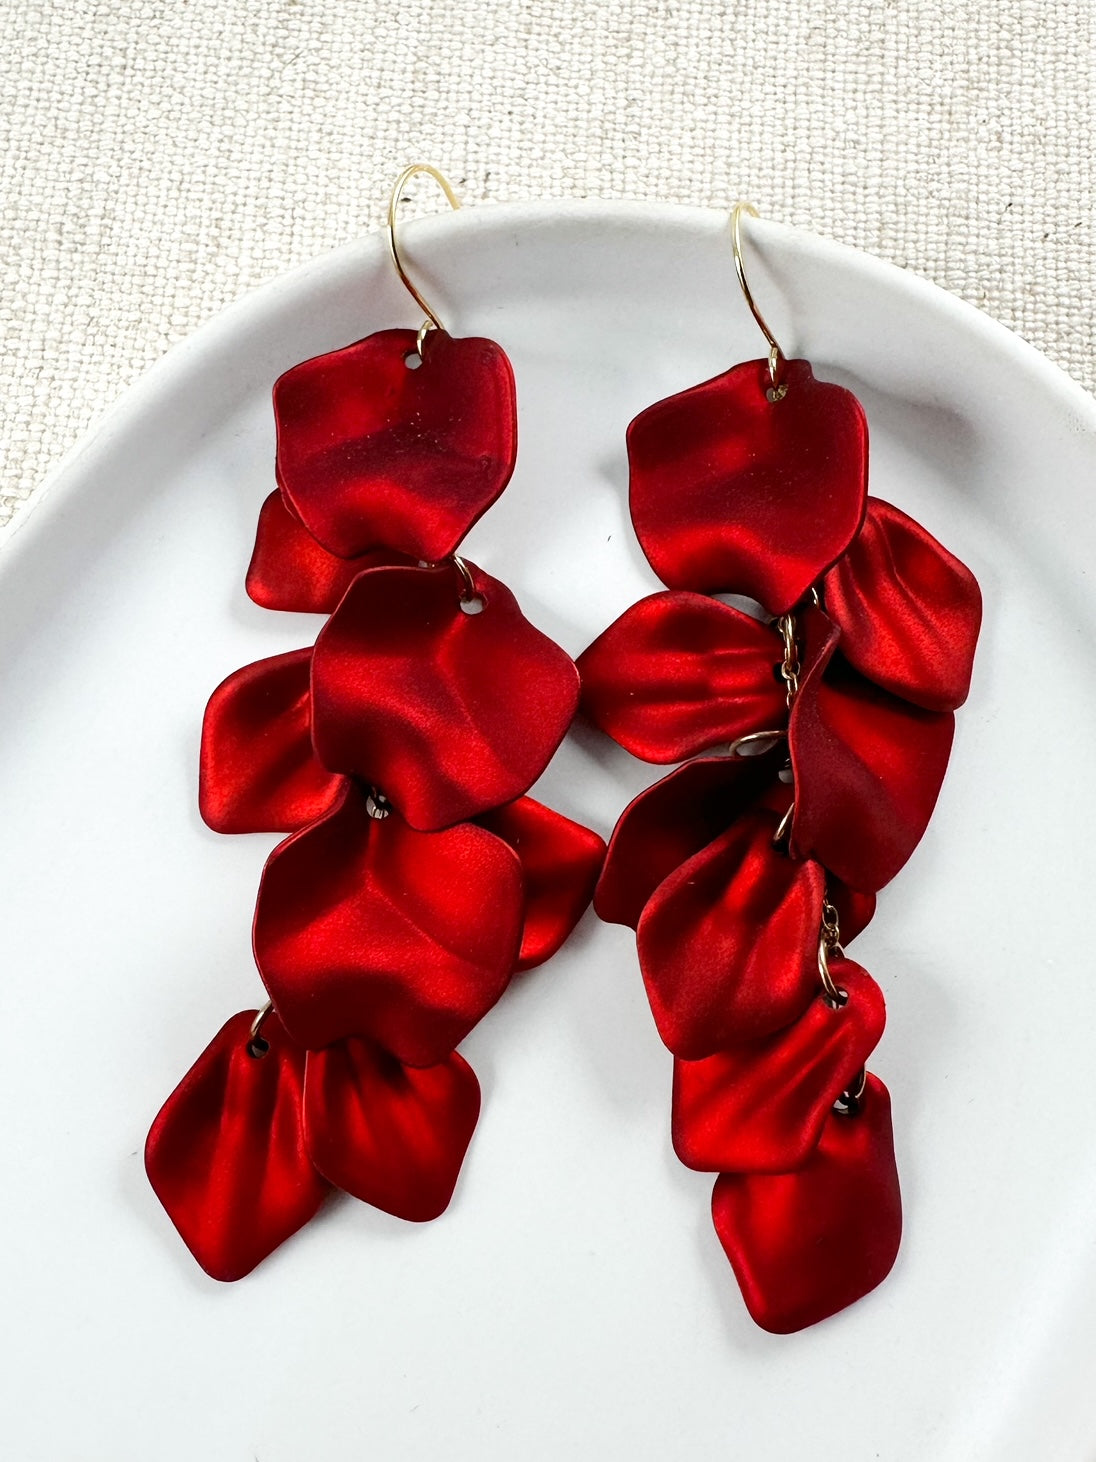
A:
[146,168,982,1335]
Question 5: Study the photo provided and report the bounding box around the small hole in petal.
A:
[766,383,788,403]
[460,595,486,615]
[247,1036,270,1059]
[365,788,392,820]
[822,986,849,1010]
[404,352,423,370]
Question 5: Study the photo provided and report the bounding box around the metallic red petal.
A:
[672,959,885,1172]
[711,1074,902,1333]
[577,592,785,762]
[246,490,404,614]
[199,649,346,835]
[789,606,956,893]
[823,497,982,711]
[311,562,580,831]
[594,753,783,929]
[303,1039,480,1221]
[145,1010,329,1282]
[477,797,605,970]
[636,809,826,1057]
[628,359,868,613]
[273,329,517,561]
[253,784,524,1063]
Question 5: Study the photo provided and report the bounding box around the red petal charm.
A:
[144,1010,329,1282]
[672,959,886,1172]
[253,784,524,1062]
[789,607,956,893]
[477,797,606,970]
[303,1039,480,1221]
[636,809,826,1057]
[823,497,982,711]
[246,490,403,614]
[311,562,580,831]
[594,753,782,929]
[577,592,785,762]
[628,359,868,613]
[273,329,517,561]
[711,1074,902,1333]
[199,649,346,835]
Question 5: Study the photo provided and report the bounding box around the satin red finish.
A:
[199,649,346,835]
[311,562,580,831]
[577,592,784,762]
[150,312,602,1284]
[583,350,981,1331]
[303,1039,480,1221]
[636,810,826,1057]
[273,328,517,561]
[246,490,403,614]
[790,607,956,893]
[628,359,868,613]
[145,1010,329,1282]
[594,755,876,939]
[478,797,605,970]
[672,960,886,1173]
[594,754,781,928]
[711,1074,902,1333]
[253,783,524,1062]
[823,497,982,711]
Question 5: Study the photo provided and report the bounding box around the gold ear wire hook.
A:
[386,164,462,342]
[731,202,788,400]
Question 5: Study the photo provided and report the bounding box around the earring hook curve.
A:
[386,164,463,337]
[731,201,788,399]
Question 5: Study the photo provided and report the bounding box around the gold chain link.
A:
[775,612,800,706]
[817,897,845,1004]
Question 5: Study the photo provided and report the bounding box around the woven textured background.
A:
[3,0,1094,529]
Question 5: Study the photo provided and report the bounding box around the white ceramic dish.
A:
[2,201,1095,1461]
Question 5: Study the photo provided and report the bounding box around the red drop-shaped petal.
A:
[311,562,580,831]
[199,649,346,835]
[145,1010,329,1282]
[823,497,982,711]
[673,959,886,1173]
[636,809,826,1057]
[594,753,783,929]
[302,1039,480,1221]
[273,329,517,561]
[577,592,785,763]
[253,784,524,1063]
[477,797,605,970]
[789,606,956,893]
[711,1074,902,1333]
[628,359,868,613]
[246,490,404,614]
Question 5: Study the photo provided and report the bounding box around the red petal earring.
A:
[146,165,606,1281]
[580,203,982,1333]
